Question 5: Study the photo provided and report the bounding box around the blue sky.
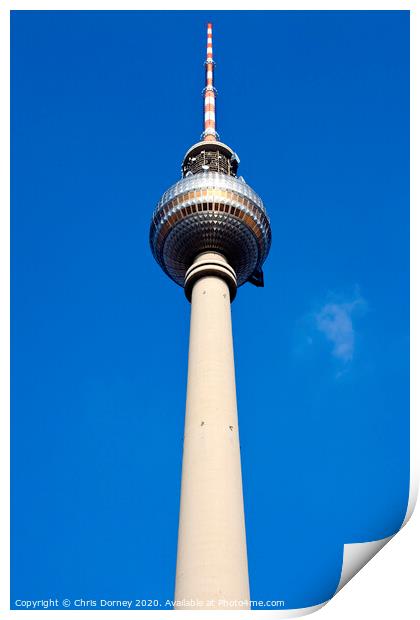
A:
[11,10,409,610]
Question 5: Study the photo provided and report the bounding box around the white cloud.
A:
[315,290,366,364]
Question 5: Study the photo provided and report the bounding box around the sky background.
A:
[11,10,409,610]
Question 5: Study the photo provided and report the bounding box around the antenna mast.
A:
[202,23,218,141]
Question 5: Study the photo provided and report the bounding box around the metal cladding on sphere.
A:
[150,166,271,288]
[149,23,271,295]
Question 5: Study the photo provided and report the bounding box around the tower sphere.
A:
[150,142,271,290]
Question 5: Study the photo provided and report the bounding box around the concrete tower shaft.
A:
[175,253,250,608]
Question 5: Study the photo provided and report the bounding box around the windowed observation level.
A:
[182,141,239,178]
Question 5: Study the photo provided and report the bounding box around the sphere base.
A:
[184,253,237,302]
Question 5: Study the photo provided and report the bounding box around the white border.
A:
[1,2,416,618]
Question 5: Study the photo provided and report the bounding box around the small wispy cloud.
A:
[294,287,367,373]
[315,294,365,363]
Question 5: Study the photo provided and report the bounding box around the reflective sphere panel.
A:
[150,172,271,287]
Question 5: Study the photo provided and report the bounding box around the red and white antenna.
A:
[202,23,218,142]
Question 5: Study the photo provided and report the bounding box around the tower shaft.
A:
[175,253,250,609]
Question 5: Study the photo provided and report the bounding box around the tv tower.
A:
[150,23,271,609]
